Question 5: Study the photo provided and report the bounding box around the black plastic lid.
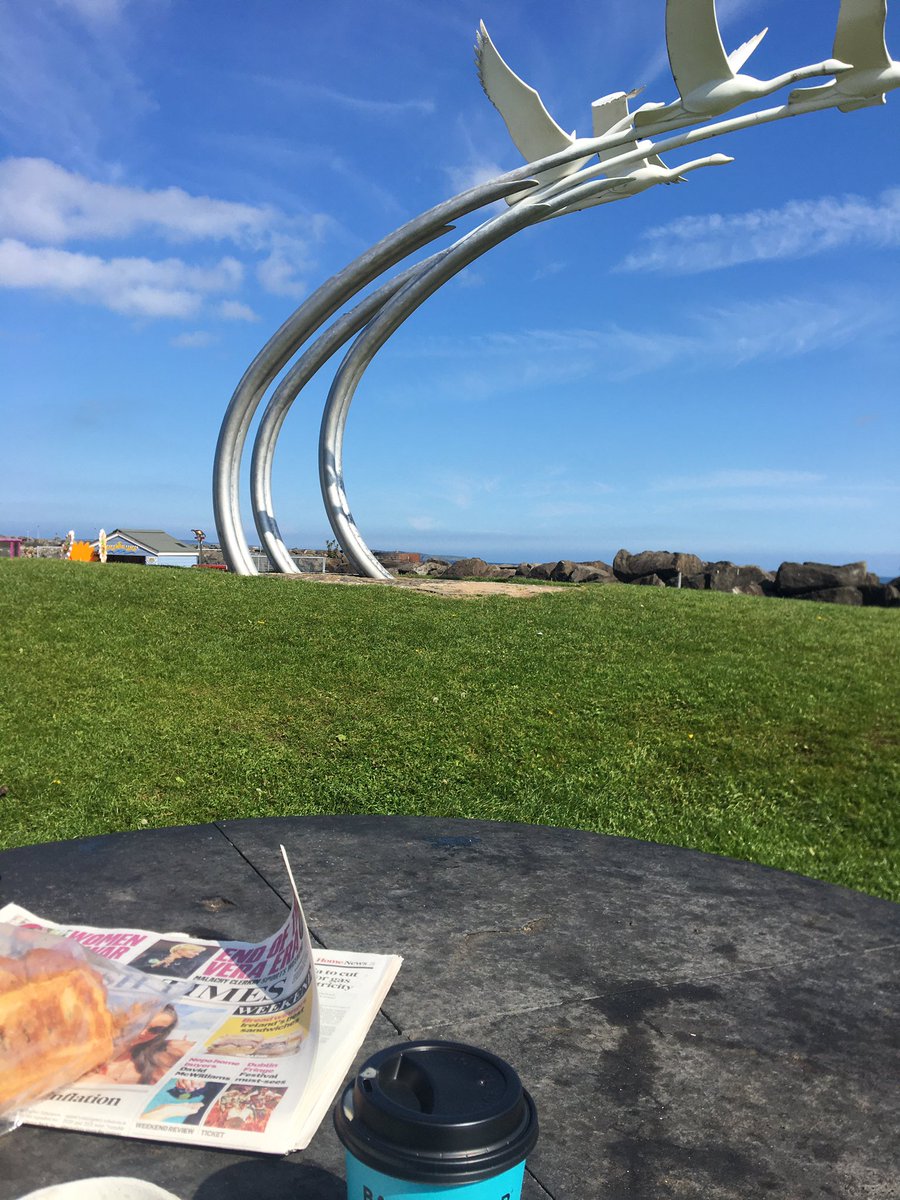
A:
[333,1040,538,1184]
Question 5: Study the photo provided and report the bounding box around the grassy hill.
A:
[1,558,897,899]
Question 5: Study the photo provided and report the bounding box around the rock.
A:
[515,563,534,577]
[707,563,775,594]
[569,565,617,584]
[681,573,708,590]
[775,561,868,595]
[550,560,578,582]
[861,584,900,607]
[586,559,614,573]
[425,556,449,566]
[632,573,666,587]
[528,562,557,581]
[793,586,864,606]
[614,549,705,583]
[441,557,495,580]
[865,572,881,586]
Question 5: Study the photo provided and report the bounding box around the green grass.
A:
[2,558,898,899]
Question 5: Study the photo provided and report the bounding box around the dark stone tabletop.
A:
[0,816,897,1200]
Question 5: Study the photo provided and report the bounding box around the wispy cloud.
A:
[654,469,825,493]
[395,292,886,392]
[217,299,260,322]
[617,187,900,274]
[434,472,500,510]
[172,330,218,349]
[252,75,434,118]
[0,239,242,317]
[52,0,130,26]
[0,4,151,166]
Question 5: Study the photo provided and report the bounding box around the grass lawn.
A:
[1,558,898,900]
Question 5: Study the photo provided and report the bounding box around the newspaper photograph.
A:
[0,847,401,1154]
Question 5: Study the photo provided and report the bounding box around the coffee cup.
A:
[334,1040,538,1199]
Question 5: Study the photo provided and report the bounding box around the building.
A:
[0,536,23,558]
[96,530,199,567]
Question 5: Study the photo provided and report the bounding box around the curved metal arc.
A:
[213,176,540,575]
[319,200,551,578]
[218,64,858,577]
[250,245,454,574]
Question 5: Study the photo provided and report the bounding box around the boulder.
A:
[528,562,557,580]
[775,561,868,595]
[681,573,708,590]
[569,565,617,584]
[441,557,495,579]
[550,560,578,582]
[861,583,900,607]
[515,563,534,577]
[707,563,775,594]
[793,586,864,606]
[614,548,705,583]
[632,573,666,587]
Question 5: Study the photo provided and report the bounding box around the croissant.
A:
[0,946,116,1111]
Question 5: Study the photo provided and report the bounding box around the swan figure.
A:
[556,92,733,213]
[474,21,592,187]
[634,0,850,129]
[789,0,900,111]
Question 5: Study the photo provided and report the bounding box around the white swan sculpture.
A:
[789,0,900,111]
[634,0,850,129]
[555,92,733,213]
[474,20,593,186]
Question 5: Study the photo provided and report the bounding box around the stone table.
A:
[0,816,897,1200]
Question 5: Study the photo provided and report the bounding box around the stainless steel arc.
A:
[215,7,892,577]
[319,202,550,578]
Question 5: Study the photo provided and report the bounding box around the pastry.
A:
[0,945,116,1111]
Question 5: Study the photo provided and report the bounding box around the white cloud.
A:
[217,299,260,322]
[0,158,277,245]
[172,330,218,349]
[617,187,900,274]
[0,157,335,316]
[0,239,242,317]
[408,515,437,531]
[255,234,316,299]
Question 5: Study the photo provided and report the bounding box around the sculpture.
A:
[214,0,897,579]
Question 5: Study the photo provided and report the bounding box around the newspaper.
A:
[0,848,401,1154]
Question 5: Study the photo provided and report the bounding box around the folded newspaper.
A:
[0,848,401,1154]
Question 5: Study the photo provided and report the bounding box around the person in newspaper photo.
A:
[81,1004,193,1086]
[129,939,217,978]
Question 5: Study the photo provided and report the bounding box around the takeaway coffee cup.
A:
[334,1041,538,1200]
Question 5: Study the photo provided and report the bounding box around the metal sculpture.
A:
[214,0,898,578]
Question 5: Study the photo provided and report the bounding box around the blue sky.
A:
[1,0,898,573]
